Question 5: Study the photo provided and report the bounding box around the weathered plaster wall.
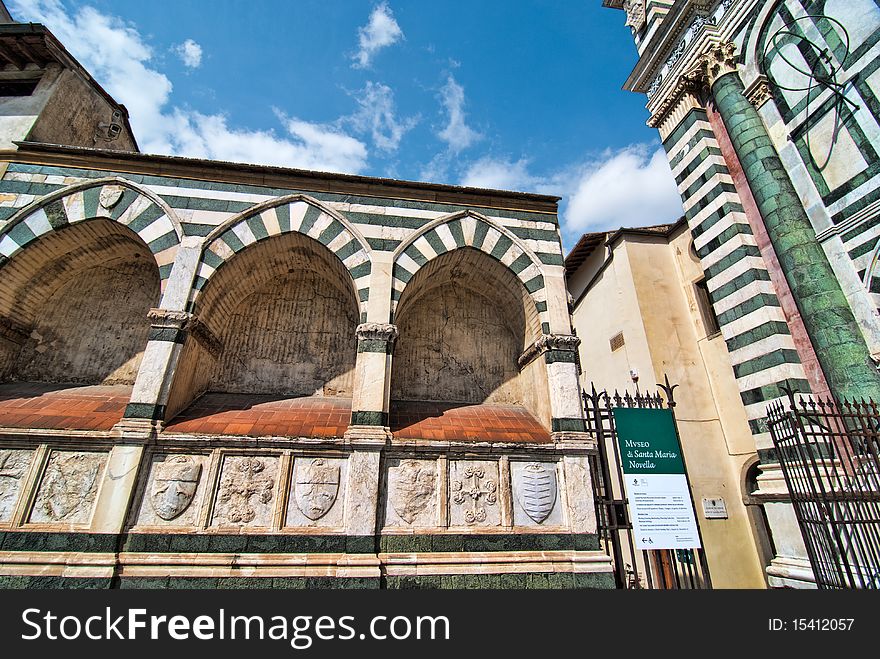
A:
[27,68,137,152]
[393,281,522,404]
[175,232,359,402]
[214,269,357,396]
[391,248,542,409]
[13,260,157,384]
[0,65,54,151]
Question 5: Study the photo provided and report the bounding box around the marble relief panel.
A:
[29,450,108,525]
[0,449,35,523]
[135,454,210,527]
[384,458,438,528]
[510,460,563,527]
[211,454,279,528]
[449,460,500,527]
[285,456,347,528]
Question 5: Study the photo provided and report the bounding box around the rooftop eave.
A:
[0,23,139,152]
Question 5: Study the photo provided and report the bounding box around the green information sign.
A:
[611,407,701,549]
[613,407,685,474]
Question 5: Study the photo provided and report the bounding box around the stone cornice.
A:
[147,308,191,330]
[624,0,728,94]
[147,308,223,357]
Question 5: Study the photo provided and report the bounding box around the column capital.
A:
[744,75,773,108]
[518,333,581,369]
[686,41,738,88]
[147,308,192,330]
[356,322,399,343]
[146,308,222,357]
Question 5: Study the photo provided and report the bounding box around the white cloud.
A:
[437,75,481,153]
[352,2,403,69]
[10,0,369,173]
[565,145,684,234]
[347,82,419,152]
[458,146,684,241]
[173,38,202,68]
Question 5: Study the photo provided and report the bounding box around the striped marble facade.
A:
[390,210,550,332]
[663,107,810,445]
[0,162,564,322]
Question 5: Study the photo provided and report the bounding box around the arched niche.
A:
[0,218,160,385]
[165,231,360,419]
[391,247,550,426]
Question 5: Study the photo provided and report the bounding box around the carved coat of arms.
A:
[390,459,436,524]
[40,453,103,521]
[150,455,202,521]
[294,458,340,520]
[516,463,557,524]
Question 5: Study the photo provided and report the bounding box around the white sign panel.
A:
[622,474,701,550]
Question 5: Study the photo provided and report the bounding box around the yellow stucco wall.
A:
[572,227,768,588]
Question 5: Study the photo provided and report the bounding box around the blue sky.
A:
[8,0,684,247]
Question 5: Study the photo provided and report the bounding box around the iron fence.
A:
[767,386,880,589]
[584,379,711,589]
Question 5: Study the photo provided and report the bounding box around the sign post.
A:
[612,407,701,550]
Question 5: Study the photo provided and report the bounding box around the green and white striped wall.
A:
[663,107,810,443]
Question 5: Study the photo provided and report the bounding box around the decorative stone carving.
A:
[30,451,107,525]
[150,455,202,521]
[688,41,738,88]
[212,456,277,527]
[356,323,399,343]
[99,185,124,209]
[514,462,557,524]
[518,333,582,368]
[286,456,347,528]
[450,461,499,526]
[136,454,208,527]
[745,75,773,108]
[623,0,646,35]
[388,459,437,526]
[147,308,192,330]
[0,449,34,523]
[293,458,340,521]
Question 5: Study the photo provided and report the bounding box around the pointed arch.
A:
[0,177,183,281]
[391,210,548,326]
[190,194,372,315]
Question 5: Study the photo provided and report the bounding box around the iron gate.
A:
[584,378,711,589]
[767,386,880,588]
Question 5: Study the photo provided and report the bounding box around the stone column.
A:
[118,236,206,432]
[346,322,398,441]
[692,42,880,402]
[520,333,590,441]
[119,309,222,432]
